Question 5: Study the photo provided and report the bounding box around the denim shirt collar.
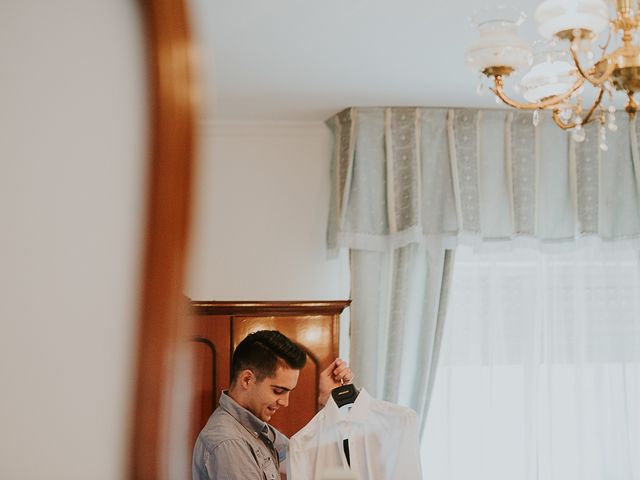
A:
[219,390,272,439]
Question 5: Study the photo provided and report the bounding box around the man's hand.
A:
[318,358,354,408]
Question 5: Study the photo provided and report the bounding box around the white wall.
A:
[0,2,146,479]
[186,122,350,302]
[186,122,351,358]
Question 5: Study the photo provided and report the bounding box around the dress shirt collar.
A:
[324,387,372,424]
[219,390,271,439]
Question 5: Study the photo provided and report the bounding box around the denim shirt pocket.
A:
[254,447,279,480]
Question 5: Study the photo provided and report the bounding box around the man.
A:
[192,329,353,480]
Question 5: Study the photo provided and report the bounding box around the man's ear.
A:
[238,369,254,389]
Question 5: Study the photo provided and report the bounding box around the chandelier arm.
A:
[598,22,614,52]
[551,109,576,129]
[569,46,616,86]
[491,75,586,110]
[551,87,606,130]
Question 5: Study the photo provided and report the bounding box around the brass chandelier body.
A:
[484,0,640,130]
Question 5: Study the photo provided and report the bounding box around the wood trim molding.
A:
[130,0,198,478]
[189,300,352,316]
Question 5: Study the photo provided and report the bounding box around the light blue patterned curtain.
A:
[327,106,640,433]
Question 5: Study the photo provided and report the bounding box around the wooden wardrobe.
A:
[189,300,350,444]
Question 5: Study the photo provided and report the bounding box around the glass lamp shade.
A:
[520,59,580,102]
[535,0,609,39]
[465,19,533,72]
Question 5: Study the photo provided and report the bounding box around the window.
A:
[422,246,640,480]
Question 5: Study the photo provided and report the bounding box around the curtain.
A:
[349,246,454,433]
[422,246,640,480]
[328,107,640,252]
[327,107,458,430]
[326,106,640,431]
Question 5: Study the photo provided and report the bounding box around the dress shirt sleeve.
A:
[205,439,264,479]
[287,434,315,480]
[394,410,423,478]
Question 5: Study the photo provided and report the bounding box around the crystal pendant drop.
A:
[532,110,540,127]
[599,123,608,151]
[573,126,586,142]
[608,111,617,131]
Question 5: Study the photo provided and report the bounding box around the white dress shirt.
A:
[287,389,422,480]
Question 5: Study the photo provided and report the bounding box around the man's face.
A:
[246,365,300,422]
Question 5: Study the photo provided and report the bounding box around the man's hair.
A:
[231,330,307,384]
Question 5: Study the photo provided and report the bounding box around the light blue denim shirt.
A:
[192,391,288,480]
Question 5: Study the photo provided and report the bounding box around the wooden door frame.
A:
[130,0,198,478]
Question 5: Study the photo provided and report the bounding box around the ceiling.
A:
[192,0,545,122]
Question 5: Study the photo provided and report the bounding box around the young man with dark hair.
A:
[192,330,353,480]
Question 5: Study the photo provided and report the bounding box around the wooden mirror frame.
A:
[130,0,198,478]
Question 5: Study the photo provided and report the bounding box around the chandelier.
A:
[465,0,640,147]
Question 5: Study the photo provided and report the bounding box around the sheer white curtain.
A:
[422,245,640,480]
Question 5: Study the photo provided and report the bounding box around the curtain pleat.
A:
[328,107,640,251]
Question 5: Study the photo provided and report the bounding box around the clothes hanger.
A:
[331,382,359,467]
[331,382,359,408]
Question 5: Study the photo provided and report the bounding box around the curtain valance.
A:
[327,107,640,252]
